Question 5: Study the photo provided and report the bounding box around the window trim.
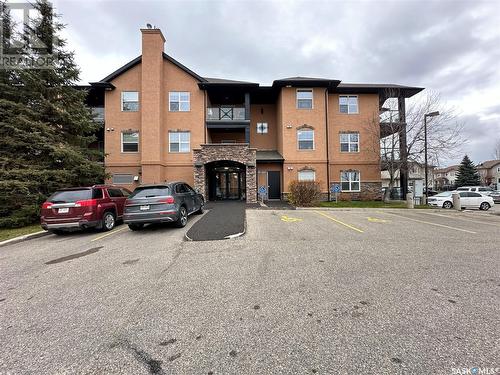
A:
[297,129,315,151]
[296,88,314,109]
[169,91,191,112]
[298,169,316,182]
[168,131,191,153]
[340,170,361,192]
[339,95,359,114]
[121,91,139,112]
[340,132,360,153]
[121,131,139,153]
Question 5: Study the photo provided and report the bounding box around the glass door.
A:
[227,172,240,199]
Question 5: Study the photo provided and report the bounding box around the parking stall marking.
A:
[381,211,477,234]
[280,215,303,223]
[367,217,390,223]
[314,211,364,233]
[418,211,500,227]
[90,226,128,242]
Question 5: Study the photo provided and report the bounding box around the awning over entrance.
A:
[256,150,284,163]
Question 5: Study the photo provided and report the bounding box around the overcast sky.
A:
[45,0,500,165]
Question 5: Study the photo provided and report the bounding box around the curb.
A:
[0,230,50,248]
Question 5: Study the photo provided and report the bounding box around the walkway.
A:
[186,201,246,241]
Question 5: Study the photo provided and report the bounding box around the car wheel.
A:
[479,202,490,211]
[195,200,205,215]
[128,223,144,231]
[175,206,188,228]
[442,201,453,209]
[102,211,116,231]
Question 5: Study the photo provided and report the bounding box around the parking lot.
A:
[1,208,499,374]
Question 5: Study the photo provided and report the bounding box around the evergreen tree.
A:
[0,0,105,228]
[455,155,481,187]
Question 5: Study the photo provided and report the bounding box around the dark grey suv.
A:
[123,182,204,231]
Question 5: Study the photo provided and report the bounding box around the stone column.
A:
[246,165,257,203]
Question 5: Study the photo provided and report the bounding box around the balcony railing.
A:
[207,106,247,121]
[379,109,400,123]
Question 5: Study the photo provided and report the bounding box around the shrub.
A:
[288,180,322,206]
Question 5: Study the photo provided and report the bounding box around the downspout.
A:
[203,90,207,144]
[325,88,331,201]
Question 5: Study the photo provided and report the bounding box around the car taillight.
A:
[75,199,98,207]
[159,196,175,204]
[42,202,53,209]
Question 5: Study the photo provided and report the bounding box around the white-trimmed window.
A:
[121,132,139,152]
[340,132,359,152]
[169,131,190,152]
[298,170,315,181]
[297,89,313,109]
[112,174,134,184]
[341,170,360,191]
[297,129,314,150]
[169,91,190,112]
[121,91,139,112]
[257,122,268,134]
[339,95,358,114]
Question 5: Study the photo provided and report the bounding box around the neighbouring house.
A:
[381,162,435,193]
[477,159,500,188]
[90,27,423,203]
[433,165,459,190]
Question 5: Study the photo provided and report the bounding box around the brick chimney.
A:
[140,27,165,183]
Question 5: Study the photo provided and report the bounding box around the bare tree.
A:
[494,138,500,160]
[368,89,465,201]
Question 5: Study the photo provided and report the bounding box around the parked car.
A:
[489,190,500,203]
[424,188,438,197]
[427,191,494,210]
[41,185,131,234]
[456,186,495,195]
[123,182,204,231]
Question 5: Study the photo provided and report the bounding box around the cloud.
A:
[50,0,500,164]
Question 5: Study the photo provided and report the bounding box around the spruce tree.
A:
[0,0,105,227]
[455,155,481,187]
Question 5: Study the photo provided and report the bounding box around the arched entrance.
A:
[193,144,257,203]
[206,160,246,200]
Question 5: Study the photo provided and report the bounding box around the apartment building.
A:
[433,165,459,190]
[91,27,422,203]
[477,160,500,188]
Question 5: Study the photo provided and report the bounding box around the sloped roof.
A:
[477,159,500,169]
[256,150,284,162]
[91,53,207,87]
[203,77,258,85]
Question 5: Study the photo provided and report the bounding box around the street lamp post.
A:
[423,111,440,204]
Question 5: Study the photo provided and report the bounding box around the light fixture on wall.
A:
[287,166,294,170]
[286,125,293,129]
[106,127,115,132]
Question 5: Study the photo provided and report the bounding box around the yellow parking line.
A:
[314,211,364,233]
[91,226,127,242]
[385,212,477,234]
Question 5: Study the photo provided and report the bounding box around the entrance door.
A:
[268,171,281,200]
[215,171,241,200]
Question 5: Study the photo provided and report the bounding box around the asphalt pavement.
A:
[0,208,499,374]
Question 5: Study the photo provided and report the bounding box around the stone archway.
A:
[193,144,257,203]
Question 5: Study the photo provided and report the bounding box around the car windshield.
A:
[48,189,92,203]
[456,187,469,191]
[434,192,452,197]
[129,186,170,198]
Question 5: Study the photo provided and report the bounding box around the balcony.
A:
[91,107,105,122]
[207,106,248,122]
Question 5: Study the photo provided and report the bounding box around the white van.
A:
[456,186,495,195]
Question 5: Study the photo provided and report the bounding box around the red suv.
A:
[40,185,131,234]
